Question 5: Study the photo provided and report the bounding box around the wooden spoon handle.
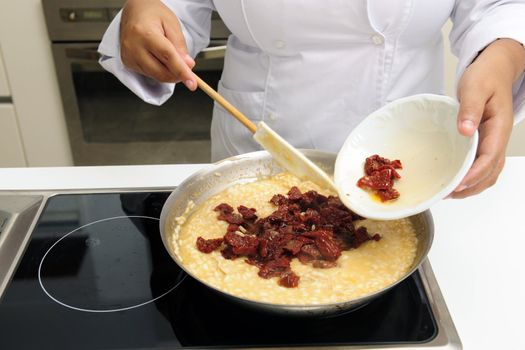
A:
[196,76,257,134]
[195,75,257,134]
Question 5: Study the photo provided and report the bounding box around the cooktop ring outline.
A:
[37,215,187,313]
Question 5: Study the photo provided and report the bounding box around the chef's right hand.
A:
[119,0,197,90]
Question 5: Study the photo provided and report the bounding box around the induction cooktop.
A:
[0,190,461,349]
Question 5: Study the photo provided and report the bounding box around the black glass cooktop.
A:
[0,192,437,349]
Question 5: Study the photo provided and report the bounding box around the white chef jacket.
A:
[98,0,525,162]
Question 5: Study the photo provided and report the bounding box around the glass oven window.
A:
[72,62,220,144]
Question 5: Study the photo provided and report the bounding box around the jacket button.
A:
[274,40,286,49]
[371,34,384,45]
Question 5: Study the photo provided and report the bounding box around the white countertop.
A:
[1,158,524,350]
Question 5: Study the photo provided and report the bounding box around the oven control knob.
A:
[68,11,76,21]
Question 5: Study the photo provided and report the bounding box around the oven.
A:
[42,0,229,165]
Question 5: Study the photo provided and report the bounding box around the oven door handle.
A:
[196,45,227,60]
[65,47,101,61]
[65,44,227,62]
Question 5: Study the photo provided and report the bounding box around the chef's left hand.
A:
[451,38,525,199]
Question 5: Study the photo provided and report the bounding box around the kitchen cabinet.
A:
[0,45,10,97]
[0,2,72,166]
[0,104,26,167]
[0,46,24,167]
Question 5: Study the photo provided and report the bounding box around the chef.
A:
[98,0,525,199]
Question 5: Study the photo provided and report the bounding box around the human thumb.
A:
[457,83,488,136]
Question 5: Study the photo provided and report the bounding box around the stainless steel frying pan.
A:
[159,150,433,316]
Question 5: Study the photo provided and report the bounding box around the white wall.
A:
[442,20,525,156]
[0,1,73,167]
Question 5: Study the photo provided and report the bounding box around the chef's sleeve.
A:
[450,0,525,123]
[97,0,215,106]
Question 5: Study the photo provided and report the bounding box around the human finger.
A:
[144,33,196,89]
[453,154,493,193]
[134,49,178,83]
[457,76,492,136]
[162,17,196,69]
[453,93,513,194]
[450,157,504,198]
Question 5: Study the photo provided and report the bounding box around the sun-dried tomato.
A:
[287,187,303,201]
[237,205,258,221]
[360,168,394,190]
[357,154,402,202]
[352,226,381,249]
[197,186,381,287]
[220,245,238,260]
[224,232,259,256]
[298,244,323,262]
[227,224,239,232]
[283,239,306,255]
[270,194,287,206]
[214,203,243,224]
[313,232,342,261]
[258,257,291,279]
[278,272,300,288]
[377,188,400,201]
[364,154,402,175]
[196,237,224,253]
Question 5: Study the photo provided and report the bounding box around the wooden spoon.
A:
[196,76,335,190]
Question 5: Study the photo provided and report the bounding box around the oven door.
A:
[51,42,225,165]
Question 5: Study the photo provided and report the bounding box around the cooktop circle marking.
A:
[38,215,186,313]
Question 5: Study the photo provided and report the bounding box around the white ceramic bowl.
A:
[334,94,478,220]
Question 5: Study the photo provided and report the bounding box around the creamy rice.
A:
[171,173,418,304]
